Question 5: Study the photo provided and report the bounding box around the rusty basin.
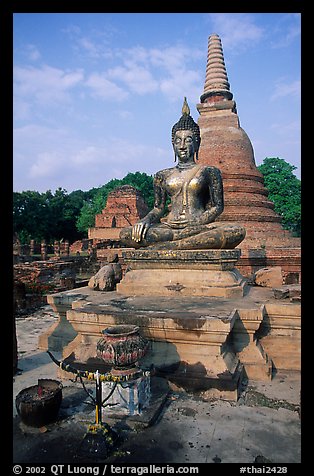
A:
[16,379,62,427]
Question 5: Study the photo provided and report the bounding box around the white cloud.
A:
[29,152,65,179]
[77,37,101,58]
[108,65,159,95]
[108,44,203,100]
[207,13,264,51]
[85,72,129,100]
[72,146,106,165]
[121,46,149,65]
[62,22,118,60]
[14,41,204,115]
[14,124,69,146]
[100,140,168,178]
[117,110,133,120]
[62,24,82,37]
[270,14,301,49]
[14,124,73,184]
[14,65,84,109]
[160,68,201,103]
[13,122,169,192]
[24,44,41,61]
[150,45,203,73]
[270,79,301,101]
[270,120,301,136]
[150,45,203,101]
[13,98,31,121]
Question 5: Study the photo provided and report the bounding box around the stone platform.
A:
[39,284,300,401]
[117,249,247,298]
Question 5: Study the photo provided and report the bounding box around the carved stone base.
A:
[232,308,273,380]
[257,303,301,372]
[38,292,79,352]
[117,249,247,298]
[40,286,300,400]
[59,292,244,400]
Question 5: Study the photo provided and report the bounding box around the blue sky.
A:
[13,13,301,193]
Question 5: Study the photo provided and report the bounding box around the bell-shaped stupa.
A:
[197,34,300,280]
[198,33,281,235]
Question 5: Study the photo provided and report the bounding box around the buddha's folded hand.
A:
[131,219,150,243]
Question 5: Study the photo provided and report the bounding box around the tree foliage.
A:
[14,172,154,243]
[257,157,301,236]
[13,188,88,243]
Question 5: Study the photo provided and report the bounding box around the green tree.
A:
[120,172,154,209]
[13,188,88,243]
[13,190,49,243]
[47,188,87,242]
[257,157,301,236]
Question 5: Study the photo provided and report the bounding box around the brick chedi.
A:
[196,34,300,282]
[88,185,149,242]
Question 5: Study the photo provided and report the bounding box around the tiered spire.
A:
[200,33,233,103]
[197,32,301,249]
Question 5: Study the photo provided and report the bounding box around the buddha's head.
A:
[172,97,201,162]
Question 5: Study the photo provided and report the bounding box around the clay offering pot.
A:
[15,378,62,427]
[96,325,148,371]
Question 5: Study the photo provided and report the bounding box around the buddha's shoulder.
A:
[154,167,176,180]
[153,164,222,179]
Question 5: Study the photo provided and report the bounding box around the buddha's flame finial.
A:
[182,97,190,116]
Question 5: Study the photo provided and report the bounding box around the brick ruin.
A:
[14,238,71,263]
[13,241,103,313]
[87,184,149,264]
[88,185,149,243]
[69,238,93,255]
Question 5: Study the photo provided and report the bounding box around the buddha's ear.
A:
[194,138,200,161]
[173,144,177,162]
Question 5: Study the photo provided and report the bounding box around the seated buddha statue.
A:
[120,98,246,250]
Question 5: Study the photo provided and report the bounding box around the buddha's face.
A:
[173,130,196,163]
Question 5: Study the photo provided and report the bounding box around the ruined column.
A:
[54,240,60,257]
[41,240,47,260]
[23,244,30,256]
[30,239,35,256]
[64,240,70,256]
[16,239,21,256]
